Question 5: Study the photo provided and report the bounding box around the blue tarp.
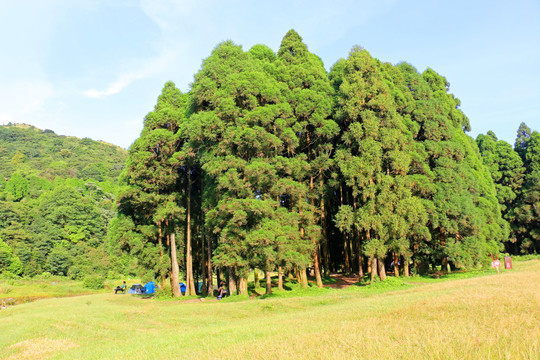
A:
[144,281,156,294]
[179,282,186,294]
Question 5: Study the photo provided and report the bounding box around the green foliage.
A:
[4,173,29,201]
[0,237,23,276]
[513,129,540,253]
[0,124,131,279]
[0,124,127,182]
[0,239,13,269]
[115,29,519,292]
[46,246,72,276]
[476,131,525,253]
[5,30,528,290]
[8,255,23,276]
[82,275,105,289]
[514,122,531,160]
[118,81,192,296]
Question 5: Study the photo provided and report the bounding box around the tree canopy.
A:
[111,30,526,298]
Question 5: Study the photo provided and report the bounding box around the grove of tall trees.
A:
[103,30,540,296]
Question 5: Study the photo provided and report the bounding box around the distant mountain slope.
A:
[0,123,127,182]
[0,124,134,279]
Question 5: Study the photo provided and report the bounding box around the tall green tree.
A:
[476,131,525,253]
[331,47,425,280]
[119,81,189,297]
[514,122,532,161]
[276,29,338,286]
[513,130,540,253]
[396,65,506,270]
[190,40,314,294]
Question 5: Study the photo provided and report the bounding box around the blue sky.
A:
[0,0,538,149]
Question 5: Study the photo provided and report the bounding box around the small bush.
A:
[68,266,84,280]
[0,272,18,280]
[37,272,52,280]
[83,275,105,289]
[513,254,540,261]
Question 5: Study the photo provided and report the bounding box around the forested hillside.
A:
[0,124,134,279]
[114,29,539,298]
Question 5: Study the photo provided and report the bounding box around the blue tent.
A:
[144,281,156,294]
[179,282,186,295]
[127,284,144,294]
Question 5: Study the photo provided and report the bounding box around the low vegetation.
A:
[1,260,538,359]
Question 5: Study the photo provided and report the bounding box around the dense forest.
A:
[1,31,538,298]
[114,30,538,297]
[0,124,132,279]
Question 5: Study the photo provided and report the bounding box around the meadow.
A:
[1,260,538,360]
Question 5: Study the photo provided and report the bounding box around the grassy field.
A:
[0,278,99,306]
[1,261,539,360]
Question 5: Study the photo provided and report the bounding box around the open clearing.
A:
[1,261,539,360]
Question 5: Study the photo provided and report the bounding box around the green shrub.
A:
[83,275,104,289]
[67,266,86,280]
[37,272,52,279]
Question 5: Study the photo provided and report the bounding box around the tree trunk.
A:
[344,234,351,274]
[358,253,364,278]
[265,269,272,295]
[309,174,323,287]
[157,222,166,289]
[355,231,363,277]
[340,183,350,274]
[352,196,362,277]
[186,167,196,296]
[394,253,399,277]
[254,268,260,288]
[319,173,329,276]
[170,232,181,297]
[312,238,323,288]
[378,257,387,281]
[206,233,213,296]
[295,267,301,284]
[200,226,206,296]
[278,266,284,291]
[443,256,451,273]
[238,277,247,295]
[228,266,237,295]
[370,257,378,282]
[298,204,309,289]
[404,257,410,277]
[300,268,308,288]
[366,230,372,278]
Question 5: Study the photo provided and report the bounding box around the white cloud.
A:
[83,45,179,99]
[84,73,143,99]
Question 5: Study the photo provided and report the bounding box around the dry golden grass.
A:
[0,260,538,360]
[6,338,78,360]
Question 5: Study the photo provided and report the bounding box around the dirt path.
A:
[324,274,360,289]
